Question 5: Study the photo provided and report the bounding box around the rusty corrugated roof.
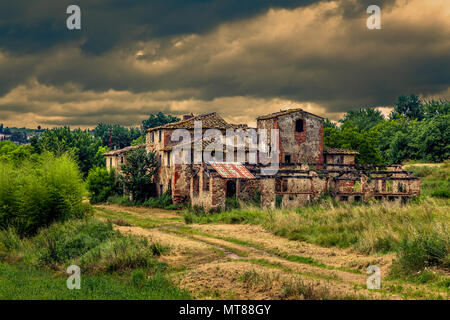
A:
[210,162,256,179]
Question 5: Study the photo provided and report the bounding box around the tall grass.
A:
[0,153,89,236]
[0,218,169,275]
[405,162,450,198]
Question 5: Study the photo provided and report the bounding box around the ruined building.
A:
[104,108,420,210]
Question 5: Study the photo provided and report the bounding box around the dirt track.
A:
[95,204,446,300]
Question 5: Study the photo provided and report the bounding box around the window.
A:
[160,184,164,195]
[151,132,154,142]
[295,119,304,133]
[159,130,162,142]
[109,157,112,167]
[121,156,124,164]
[167,151,171,166]
[284,154,291,164]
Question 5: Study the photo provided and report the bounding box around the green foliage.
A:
[405,164,450,198]
[225,197,240,211]
[106,195,134,206]
[0,153,89,236]
[31,127,105,176]
[393,233,449,275]
[86,167,121,203]
[0,218,188,299]
[0,141,34,166]
[0,218,170,275]
[326,97,449,164]
[0,262,191,299]
[119,148,158,202]
[142,112,180,130]
[131,135,146,146]
[391,94,425,121]
[324,122,382,164]
[142,190,180,210]
[340,108,384,131]
[94,122,141,150]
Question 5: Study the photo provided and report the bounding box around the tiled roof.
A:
[146,112,240,132]
[324,148,359,155]
[102,144,145,156]
[162,136,258,152]
[257,108,324,120]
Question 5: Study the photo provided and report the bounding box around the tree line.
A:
[324,95,449,164]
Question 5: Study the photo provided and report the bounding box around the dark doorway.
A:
[226,180,236,198]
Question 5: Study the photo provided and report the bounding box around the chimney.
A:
[182,113,194,121]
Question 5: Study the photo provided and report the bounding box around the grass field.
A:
[0,163,448,299]
[0,218,191,299]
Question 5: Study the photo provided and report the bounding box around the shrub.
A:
[33,219,118,268]
[225,197,240,211]
[86,167,120,203]
[107,195,133,206]
[0,153,89,236]
[77,235,166,274]
[143,190,181,210]
[394,233,449,275]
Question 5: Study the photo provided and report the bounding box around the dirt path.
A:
[95,205,445,300]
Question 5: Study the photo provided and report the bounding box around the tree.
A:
[31,127,105,176]
[94,122,141,149]
[119,148,158,202]
[324,123,382,164]
[340,108,384,131]
[142,112,180,130]
[391,94,425,121]
[423,99,450,119]
[0,140,34,166]
[86,166,120,203]
[412,115,450,162]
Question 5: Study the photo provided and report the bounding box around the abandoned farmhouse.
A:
[103,108,420,211]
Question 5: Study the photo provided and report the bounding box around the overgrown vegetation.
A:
[325,96,449,164]
[184,164,450,286]
[0,153,90,236]
[0,218,189,299]
[86,166,121,203]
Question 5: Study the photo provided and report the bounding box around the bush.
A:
[33,219,118,268]
[0,218,169,275]
[142,190,181,210]
[0,153,89,236]
[107,195,134,206]
[77,235,166,274]
[86,167,120,203]
[394,233,449,275]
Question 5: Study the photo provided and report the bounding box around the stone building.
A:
[104,108,420,210]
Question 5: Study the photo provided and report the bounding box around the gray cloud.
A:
[0,0,449,128]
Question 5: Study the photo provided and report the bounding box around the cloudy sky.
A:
[0,0,449,128]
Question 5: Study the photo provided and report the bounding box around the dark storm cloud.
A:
[0,0,449,128]
[0,0,324,54]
